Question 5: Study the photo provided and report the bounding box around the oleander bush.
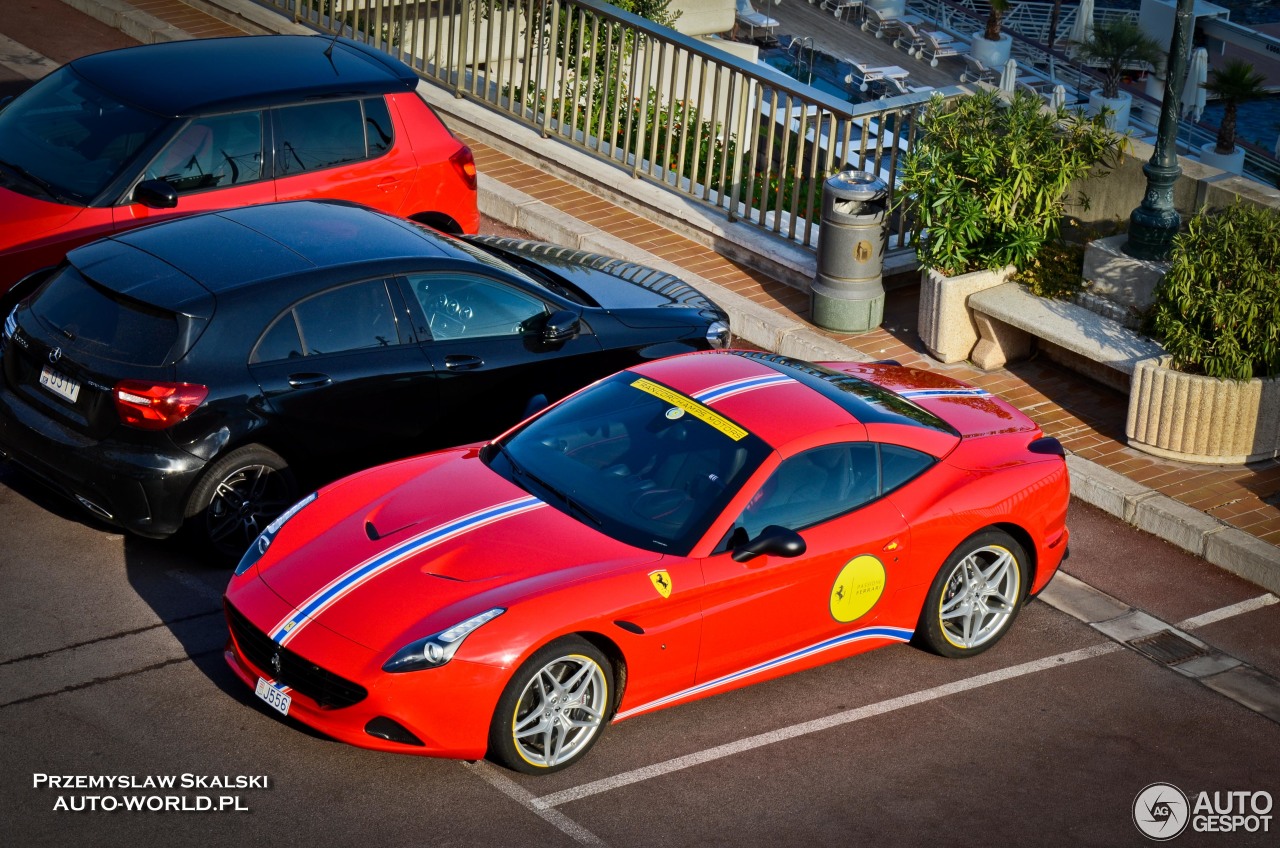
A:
[899,89,1123,277]
[1149,202,1280,380]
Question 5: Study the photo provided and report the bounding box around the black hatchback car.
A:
[0,200,729,556]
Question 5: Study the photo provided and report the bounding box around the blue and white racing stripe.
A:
[269,495,545,647]
[898,387,990,401]
[613,624,913,720]
[693,373,793,405]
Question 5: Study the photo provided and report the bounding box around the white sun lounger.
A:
[736,0,780,42]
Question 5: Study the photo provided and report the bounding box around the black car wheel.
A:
[185,444,297,561]
[913,529,1028,659]
[488,636,612,774]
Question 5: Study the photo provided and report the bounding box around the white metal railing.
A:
[254,0,973,249]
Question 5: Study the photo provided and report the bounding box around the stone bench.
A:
[967,283,1166,390]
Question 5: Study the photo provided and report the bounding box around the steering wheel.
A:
[630,488,695,523]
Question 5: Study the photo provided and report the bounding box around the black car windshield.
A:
[0,66,167,204]
[486,373,772,554]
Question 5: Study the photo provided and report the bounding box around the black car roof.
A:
[71,201,457,306]
[69,35,418,116]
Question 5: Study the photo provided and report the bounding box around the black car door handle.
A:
[287,373,332,389]
[444,355,484,371]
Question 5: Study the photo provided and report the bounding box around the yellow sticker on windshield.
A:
[630,378,748,441]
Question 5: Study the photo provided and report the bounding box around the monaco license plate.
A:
[255,677,291,716]
[38,365,80,403]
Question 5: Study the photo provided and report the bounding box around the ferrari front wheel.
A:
[914,529,1028,658]
[488,636,612,774]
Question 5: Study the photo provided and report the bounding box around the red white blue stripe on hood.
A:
[614,624,913,720]
[692,373,793,404]
[269,495,546,647]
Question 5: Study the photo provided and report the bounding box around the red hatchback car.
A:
[0,34,478,305]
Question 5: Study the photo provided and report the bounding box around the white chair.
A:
[893,19,927,58]
[820,0,862,23]
[960,54,998,85]
[736,0,780,42]
[917,30,969,67]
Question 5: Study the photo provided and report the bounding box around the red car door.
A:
[271,97,414,214]
[695,443,913,685]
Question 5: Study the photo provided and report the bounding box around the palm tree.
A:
[984,0,1011,42]
[1205,59,1268,155]
[1076,19,1164,100]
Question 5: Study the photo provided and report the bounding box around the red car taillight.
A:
[450,146,478,191]
[115,380,209,430]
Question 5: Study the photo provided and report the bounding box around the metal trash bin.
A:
[811,170,889,333]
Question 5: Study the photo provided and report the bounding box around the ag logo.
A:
[829,555,885,622]
[649,569,672,599]
[1133,782,1189,841]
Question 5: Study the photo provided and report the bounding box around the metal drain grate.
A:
[1128,630,1210,666]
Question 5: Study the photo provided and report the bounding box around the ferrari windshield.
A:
[488,373,771,554]
[0,66,166,204]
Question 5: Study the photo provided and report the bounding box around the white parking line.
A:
[0,34,57,80]
[1177,593,1277,631]
[532,641,1121,810]
[466,761,610,847]
[529,591,1277,811]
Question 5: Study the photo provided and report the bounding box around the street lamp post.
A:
[1124,0,1196,261]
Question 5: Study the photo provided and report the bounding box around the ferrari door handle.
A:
[287,373,332,389]
[444,355,484,371]
[376,177,400,191]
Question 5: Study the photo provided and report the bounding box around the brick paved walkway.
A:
[35,0,1280,547]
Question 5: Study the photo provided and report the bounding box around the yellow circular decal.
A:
[829,555,886,623]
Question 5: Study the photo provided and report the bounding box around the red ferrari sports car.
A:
[224,351,1070,773]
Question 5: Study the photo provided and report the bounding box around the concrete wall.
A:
[669,0,736,37]
[1066,134,1280,228]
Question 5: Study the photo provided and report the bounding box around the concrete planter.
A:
[1198,142,1246,176]
[970,34,1011,69]
[1087,91,1132,134]
[918,265,1014,363]
[1126,357,1280,464]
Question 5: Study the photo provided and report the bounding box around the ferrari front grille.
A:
[225,601,368,709]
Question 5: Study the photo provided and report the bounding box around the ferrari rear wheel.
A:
[914,529,1028,659]
[489,637,612,774]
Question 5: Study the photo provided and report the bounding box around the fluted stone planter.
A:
[918,265,1014,363]
[1126,357,1280,464]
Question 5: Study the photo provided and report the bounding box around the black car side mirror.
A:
[133,179,179,209]
[732,525,806,563]
[542,309,580,343]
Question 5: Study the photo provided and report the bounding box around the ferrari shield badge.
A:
[648,569,673,599]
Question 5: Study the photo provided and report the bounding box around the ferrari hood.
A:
[465,236,724,314]
[251,451,660,651]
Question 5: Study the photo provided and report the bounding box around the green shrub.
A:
[899,89,1123,277]
[1150,202,1280,380]
[1013,238,1085,300]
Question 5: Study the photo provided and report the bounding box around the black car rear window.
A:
[31,267,179,366]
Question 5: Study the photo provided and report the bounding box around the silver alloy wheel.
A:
[511,652,608,769]
[937,544,1022,649]
[206,464,293,554]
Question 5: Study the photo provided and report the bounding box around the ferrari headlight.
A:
[383,608,506,673]
[706,319,730,349]
[233,492,317,576]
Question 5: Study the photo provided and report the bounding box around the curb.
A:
[61,0,189,43]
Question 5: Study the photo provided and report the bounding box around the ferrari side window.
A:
[879,443,935,494]
[736,443,879,538]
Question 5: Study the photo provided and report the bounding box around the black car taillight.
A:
[450,145,478,191]
[114,380,208,430]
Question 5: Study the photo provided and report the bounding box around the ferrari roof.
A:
[631,351,957,449]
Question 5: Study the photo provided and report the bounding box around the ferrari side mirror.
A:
[732,525,806,563]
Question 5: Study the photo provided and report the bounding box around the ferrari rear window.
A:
[490,373,771,554]
[30,267,179,366]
